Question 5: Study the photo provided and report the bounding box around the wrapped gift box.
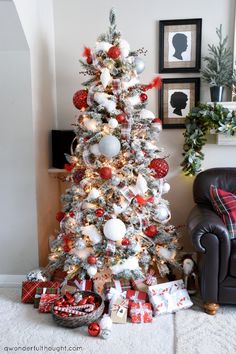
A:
[126,289,148,303]
[61,279,93,295]
[131,270,158,293]
[38,293,60,313]
[148,279,193,316]
[130,302,153,323]
[21,281,60,304]
[34,286,60,308]
[104,279,131,296]
[110,298,129,324]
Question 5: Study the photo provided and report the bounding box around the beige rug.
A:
[175,296,236,354]
[0,288,174,354]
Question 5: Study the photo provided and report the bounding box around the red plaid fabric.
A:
[210,185,236,239]
[21,281,60,304]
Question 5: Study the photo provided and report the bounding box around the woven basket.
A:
[52,291,104,328]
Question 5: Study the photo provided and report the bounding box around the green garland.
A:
[181,103,236,176]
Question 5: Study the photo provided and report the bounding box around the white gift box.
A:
[148,279,193,315]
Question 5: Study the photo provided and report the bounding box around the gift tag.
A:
[111,298,129,324]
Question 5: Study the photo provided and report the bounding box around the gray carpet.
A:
[1,289,236,354]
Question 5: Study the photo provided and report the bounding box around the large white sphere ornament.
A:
[99,135,121,158]
[134,57,145,74]
[119,39,130,58]
[162,182,170,194]
[140,109,155,120]
[101,68,112,89]
[154,204,171,223]
[103,218,126,241]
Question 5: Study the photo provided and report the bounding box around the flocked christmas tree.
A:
[48,9,181,285]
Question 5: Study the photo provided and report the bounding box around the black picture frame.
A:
[159,19,202,73]
[159,78,200,129]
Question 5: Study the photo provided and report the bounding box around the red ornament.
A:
[140,93,148,102]
[87,255,97,265]
[116,113,126,123]
[95,208,104,217]
[69,212,75,217]
[149,158,169,178]
[56,211,65,222]
[108,46,121,59]
[99,167,112,179]
[121,238,130,246]
[144,225,157,238]
[73,90,88,110]
[86,295,95,304]
[88,322,100,337]
[78,298,87,306]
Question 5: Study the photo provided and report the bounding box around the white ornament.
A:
[100,314,113,330]
[105,100,116,113]
[103,218,126,241]
[162,182,170,194]
[134,57,145,74]
[108,118,118,129]
[100,68,112,88]
[140,109,155,120]
[111,256,140,275]
[154,204,171,223]
[130,174,148,196]
[95,41,112,52]
[119,39,130,58]
[87,266,97,277]
[90,144,101,156]
[99,135,121,158]
[84,118,97,132]
[81,225,102,244]
[87,188,100,200]
[111,175,121,186]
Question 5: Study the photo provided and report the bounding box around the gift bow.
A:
[106,287,127,301]
[74,279,87,291]
[130,291,145,303]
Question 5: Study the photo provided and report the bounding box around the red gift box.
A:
[21,281,60,304]
[38,293,60,313]
[130,302,153,323]
[126,289,148,303]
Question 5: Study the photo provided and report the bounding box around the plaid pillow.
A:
[210,185,236,239]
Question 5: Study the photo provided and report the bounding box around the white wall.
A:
[0,0,38,274]
[53,0,236,250]
[13,0,59,268]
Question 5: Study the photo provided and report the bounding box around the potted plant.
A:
[201,25,235,102]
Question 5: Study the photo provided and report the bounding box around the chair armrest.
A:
[187,205,230,253]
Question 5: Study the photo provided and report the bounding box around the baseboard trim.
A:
[0,274,25,287]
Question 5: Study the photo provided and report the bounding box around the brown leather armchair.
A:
[187,168,236,315]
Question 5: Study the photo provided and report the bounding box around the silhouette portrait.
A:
[172,33,188,60]
[170,91,188,116]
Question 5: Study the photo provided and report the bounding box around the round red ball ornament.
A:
[140,93,148,102]
[116,113,126,123]
[149,158,169,179]
[152,118,162,124]
[56,211,65,222]
[99,167,112,180]
[108,46,121,59]
[88,322,101,337]
[73,90,88,110]
[121,238,130,246]
[87,255,97,265]
[95,208,104,217]
[144,225,157,238]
